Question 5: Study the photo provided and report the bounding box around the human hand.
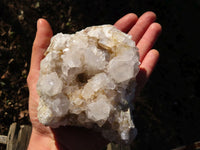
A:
[27,11,161,150]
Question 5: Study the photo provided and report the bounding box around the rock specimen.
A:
[37,25,140,143]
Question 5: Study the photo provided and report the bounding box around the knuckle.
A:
[27,72,33,86]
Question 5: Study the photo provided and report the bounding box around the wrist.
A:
[28,128,59,150]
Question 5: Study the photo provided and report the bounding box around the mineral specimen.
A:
[37,25,140,143]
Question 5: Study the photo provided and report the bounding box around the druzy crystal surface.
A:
[37,25,140,143]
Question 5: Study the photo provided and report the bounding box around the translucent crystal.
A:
[87,95,111,124]
[37,72,63,96]
[81,73,115,99]
[37,25,140,143]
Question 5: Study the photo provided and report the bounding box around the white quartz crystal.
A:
[37,25,140,143]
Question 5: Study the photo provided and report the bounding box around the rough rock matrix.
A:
[37,25,140,143]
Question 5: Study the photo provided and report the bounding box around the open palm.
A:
[27,11,162,150]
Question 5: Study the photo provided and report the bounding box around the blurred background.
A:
[0,0,200,149]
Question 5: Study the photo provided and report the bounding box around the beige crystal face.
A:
[37,25,140,143]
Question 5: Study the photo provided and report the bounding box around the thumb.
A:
[30,18,53,71]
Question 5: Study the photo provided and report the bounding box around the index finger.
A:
[128,11,156,44]
[114,13,138,33]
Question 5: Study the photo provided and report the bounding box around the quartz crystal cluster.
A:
[37,25,140,143]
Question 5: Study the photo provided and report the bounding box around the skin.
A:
[27,11,162,150]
